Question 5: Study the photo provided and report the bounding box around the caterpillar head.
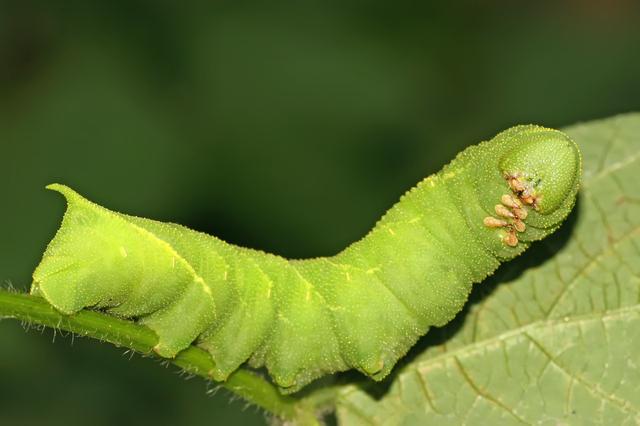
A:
[483,126,581,250]
[500,129,581,215]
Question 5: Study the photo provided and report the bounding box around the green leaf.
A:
[335,113,640,425]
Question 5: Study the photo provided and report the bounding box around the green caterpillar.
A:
[31,125,581,393]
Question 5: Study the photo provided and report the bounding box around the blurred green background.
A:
[1,1,639,424]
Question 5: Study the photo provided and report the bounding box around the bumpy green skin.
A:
[31,125,581,393]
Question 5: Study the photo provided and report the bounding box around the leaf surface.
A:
[335,113,640,425]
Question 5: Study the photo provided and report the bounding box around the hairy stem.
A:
[0,289,321,425]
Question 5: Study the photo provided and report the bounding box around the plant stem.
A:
[0,289,321,424]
